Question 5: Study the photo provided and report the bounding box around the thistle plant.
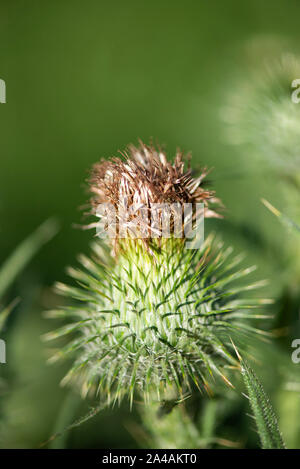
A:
[45,142,267,447]
[222,51,300,175]
[222,44,300,278]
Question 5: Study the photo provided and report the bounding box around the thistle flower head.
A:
[88,141,221,250]
[45,142,266,406]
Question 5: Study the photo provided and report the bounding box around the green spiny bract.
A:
[45,142,267,406]
[45,236,265,406]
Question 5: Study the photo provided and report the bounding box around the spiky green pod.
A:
[44,141,268,439]
[45,235,265,406]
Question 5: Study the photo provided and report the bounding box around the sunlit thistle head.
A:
[87,141,221,252]
[45,141,267,406]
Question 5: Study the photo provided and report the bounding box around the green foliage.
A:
[0,218,59,330]
[0,219,58,299]
[222,49,300,173]
[141,393,236,449]
[262,199,300,235]
[0,219,59,444]
[239,354,286,449]
[0,300,18,334]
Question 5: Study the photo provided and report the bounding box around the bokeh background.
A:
[0,0,300,448]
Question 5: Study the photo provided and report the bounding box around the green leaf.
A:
[0,298,19,333]
[238,352,286,449]
[0,218,59,299]
[262,199,300,235]
[42,400,107,448]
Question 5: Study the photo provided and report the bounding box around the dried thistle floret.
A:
[88,141,222,250]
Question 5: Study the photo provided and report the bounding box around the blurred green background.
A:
[1,0,300,449]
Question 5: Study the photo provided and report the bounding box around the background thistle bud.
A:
[221,41,300,278]
[222,48,300,174]
[45,142,265,407]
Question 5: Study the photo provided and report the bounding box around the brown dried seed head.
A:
[88,141,222,244]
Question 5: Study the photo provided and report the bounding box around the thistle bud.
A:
[45,142,265,407]
[222,48,300,174]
